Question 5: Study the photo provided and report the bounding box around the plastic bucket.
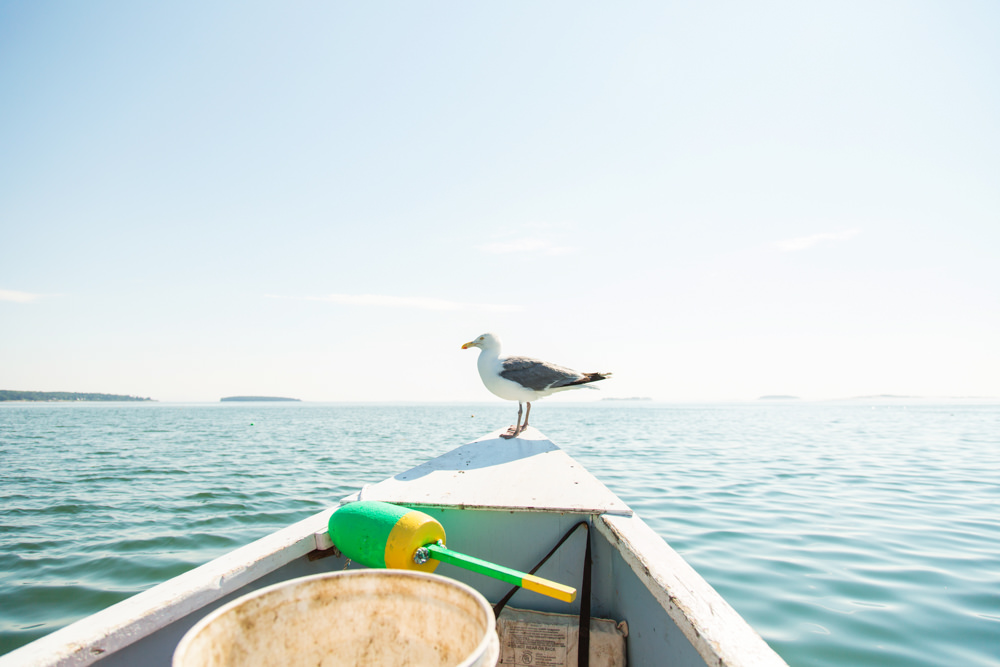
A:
[173,570,500,667]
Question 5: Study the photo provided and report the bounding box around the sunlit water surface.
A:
[1,402,998,666]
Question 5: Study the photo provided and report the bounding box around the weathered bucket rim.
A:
[172,569,498,667]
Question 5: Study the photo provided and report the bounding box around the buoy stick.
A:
[425,543,577,603]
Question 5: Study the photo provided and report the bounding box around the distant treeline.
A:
[0,390,153,402]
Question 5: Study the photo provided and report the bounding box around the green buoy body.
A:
[328,500,445,572]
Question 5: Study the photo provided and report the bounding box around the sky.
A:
[1,2,998,403]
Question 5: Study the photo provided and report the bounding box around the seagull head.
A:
[461,332,501,351]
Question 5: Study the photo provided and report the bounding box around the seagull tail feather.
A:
[564,371,612,387]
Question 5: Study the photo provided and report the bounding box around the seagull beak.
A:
[461,341,475,349]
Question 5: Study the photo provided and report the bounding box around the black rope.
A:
[580,525,592,667]
[493,520,592,667]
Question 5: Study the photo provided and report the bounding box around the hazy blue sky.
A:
[2,2,998,402]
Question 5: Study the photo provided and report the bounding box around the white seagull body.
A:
[462,332,612,438]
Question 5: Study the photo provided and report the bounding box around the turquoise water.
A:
[1,402,998,665]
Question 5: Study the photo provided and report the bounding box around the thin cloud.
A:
[0,289,44,303]
[477,237,577,256]
[267,293,521,312]
[776,229,861,252]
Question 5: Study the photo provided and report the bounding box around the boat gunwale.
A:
[596,513,788,667]
[0,510,332,667]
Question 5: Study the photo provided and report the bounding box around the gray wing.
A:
[499,356,583,391]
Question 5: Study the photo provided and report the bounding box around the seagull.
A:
[461,332,612,439]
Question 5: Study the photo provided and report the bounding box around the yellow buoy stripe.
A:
[384,509,446,572]
[521,573,578,603]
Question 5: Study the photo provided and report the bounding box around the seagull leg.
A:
[501,402,523,439]
[522,402,532,431]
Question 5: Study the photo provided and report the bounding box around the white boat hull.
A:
[1,429,787,667]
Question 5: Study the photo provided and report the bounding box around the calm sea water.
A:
[1,402,998,666]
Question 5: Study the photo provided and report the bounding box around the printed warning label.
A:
[499,621,570,666]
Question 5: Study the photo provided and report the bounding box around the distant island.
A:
[220,396,301,402]
[758,395,800,400]
[0,390,153,402]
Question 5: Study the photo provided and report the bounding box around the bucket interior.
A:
[174,570,498,667]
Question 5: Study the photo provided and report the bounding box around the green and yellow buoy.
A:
[328,500,577,603]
